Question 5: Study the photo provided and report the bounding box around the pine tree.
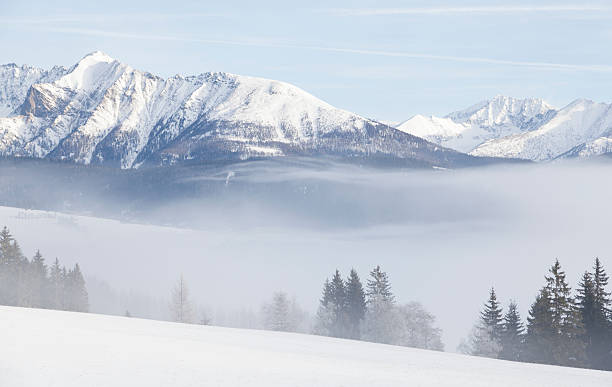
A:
[366,265,394,304]
[0,228,25,306]
[328,269,347,338]
[28,250,48,308]
[48,258,65,310]
[0,227,9,305]
[65,263,88,312]
[313,279,334,336]
[593,258,611,316]
[499,301,525,361]
[345,268,366,339]
[525,288,556,364]
[470,288,503,358]
[170,275,193,323]
[526,260,586,366]
[481,288,504,342]
[546,260,586,367]
[362,266,399,344]
[578,259,612,370]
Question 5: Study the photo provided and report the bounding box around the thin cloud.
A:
[326,5,611,16]
[26,26,612,73]
[0,13,226,25]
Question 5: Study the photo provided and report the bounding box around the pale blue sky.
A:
[1,0,611,121]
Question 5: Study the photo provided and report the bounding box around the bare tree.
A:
[170,275,193,323]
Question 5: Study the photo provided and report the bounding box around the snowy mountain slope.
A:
[0,63,66,117]
[471,99,612,161]
[397,96,556,153]
[0,52,478,169]
[2,306,610,387]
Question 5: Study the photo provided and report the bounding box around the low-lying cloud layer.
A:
[1,158,611,349]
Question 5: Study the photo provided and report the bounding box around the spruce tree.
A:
[314,278,335,336]
[499,301,525,361]
[0,235,26,306]
[471,288,503,358]
[481,288,504,342]
[0,227,10,305]
[66,263,88,312]
[329,269,347,338]
[525,288,556,364]
[345,268,366,339]
[362,265,399,344]
[546,260,586,367]
[579,258,612,370]
[526,260,586,366]
[48,258,65,310]
[28,250,48,308]
[366,265,394,305]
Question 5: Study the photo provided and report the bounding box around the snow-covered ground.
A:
[1,306,610,387]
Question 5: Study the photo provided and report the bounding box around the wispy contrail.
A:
[325,5,611,16]
[28,26,612,73]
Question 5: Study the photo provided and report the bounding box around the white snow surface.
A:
[1,306,610,387]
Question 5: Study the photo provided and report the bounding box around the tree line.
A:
[0,226,89,312]
[312,266,443,350]
[462,258,611,371]
[168,266,444,351]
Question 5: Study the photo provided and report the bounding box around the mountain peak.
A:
[56,51,123,90]
[81,51,115,64]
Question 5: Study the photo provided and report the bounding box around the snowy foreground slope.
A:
[1,306,611,387]
[397,96,612,161]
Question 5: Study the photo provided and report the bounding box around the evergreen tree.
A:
[546,260,586,367]
[578,259,612,370]
[499,301,525,361]
[28,250,48,308]
[366,265,394,305]
[362,266,399,344]
[526,260,586,366]
[593,258,611,316]
[345,268,366,339]
[65,263,89,312]
[525,288,556,364]
[0,228,25,306]
[328,269,347,337]
[481,288,504,342]
[313,279,334,336]
[470,288,504,358]
[48,258,65,310]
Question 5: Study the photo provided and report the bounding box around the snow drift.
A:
[1,306,610,387]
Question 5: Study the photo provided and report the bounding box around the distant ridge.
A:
[0,52,483,169]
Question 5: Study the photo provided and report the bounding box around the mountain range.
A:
[0,52,482,169]
[396,96,612,161]
[1,52,609,168]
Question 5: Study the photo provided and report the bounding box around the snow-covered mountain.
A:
[471,99,612,161]
[0,63,67,117]
[397,96,612,161]
[396,96,556,154]
[0,52,477,169]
